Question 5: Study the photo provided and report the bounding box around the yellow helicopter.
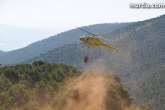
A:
[77,27,120,63]
[78,27,120,52]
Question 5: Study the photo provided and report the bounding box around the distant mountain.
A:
[0,23,130,65]
[0,50,5,55]
[25,14,165,110]
[0,50,4,53]
[27,14,165,74]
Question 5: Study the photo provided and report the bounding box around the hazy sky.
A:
[0,0,165,51]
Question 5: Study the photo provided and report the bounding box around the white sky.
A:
[0,0,165,51]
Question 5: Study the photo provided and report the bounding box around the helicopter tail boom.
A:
[103,44,120,53]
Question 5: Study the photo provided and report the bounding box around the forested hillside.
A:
[0,61,78,110]
[26,14,165,74]
[0,61,150,110]
[129,65,165,110]
[25,14,165,110]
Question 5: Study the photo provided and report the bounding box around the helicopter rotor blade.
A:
[77,27,114,43]
[77,27,97,36]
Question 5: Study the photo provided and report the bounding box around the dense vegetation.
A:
[0,61,78,110]
[129,65,165,110]
[0,61,150,110]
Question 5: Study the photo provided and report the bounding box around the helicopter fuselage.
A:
[80,35,104,47]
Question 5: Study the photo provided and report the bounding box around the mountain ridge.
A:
[0,23,130,65]
[0,50,5,56]
[26,14,165,71]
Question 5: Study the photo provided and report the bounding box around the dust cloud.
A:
[12,64,149,110]
[58,67,149,110]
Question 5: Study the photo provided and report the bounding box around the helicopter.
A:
[77,27,120,63]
